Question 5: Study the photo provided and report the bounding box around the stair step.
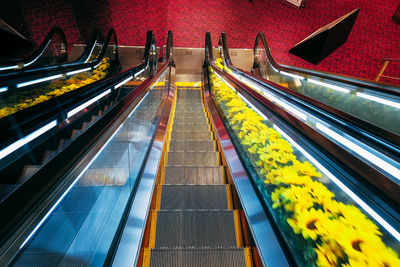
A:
[167,152,219,166]
[42,150,58,164]
[58,139,73,150]
[164,166,224,185]
[19,165,41,183]
[81,121,94,131]
[160,185,228,210]
[154,210,238,248]
[172,123,210,132]
[173,116,208,124]
[174,112,206,118]
[170,131,213,141]
[169,140,215,152]
[71,129,83,138]
[0,185,19,202]
[149,248,246,267]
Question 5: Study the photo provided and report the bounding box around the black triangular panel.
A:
[289,8,360,64]
[0,19,32,58]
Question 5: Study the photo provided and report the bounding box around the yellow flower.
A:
[288,208,330,240]
[293,160,322,177]
[315,240,344,267]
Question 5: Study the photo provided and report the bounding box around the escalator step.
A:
[18,165,40,183]
[42,150,57,164]
[160,185,228,210]
[170,131,214,141]
[172,123,210,132]
[0,185,19,202]
[169,140,215,152]
[173,116,208,124]
[71,129,83,138]
[174,112,206,119]
[177,90,202,98]
[81,121,95,131]
[149,248,246,267]
[164,166,224,185]
[155,210,237,248]
[58,139,73,151]
[167,152,219,166]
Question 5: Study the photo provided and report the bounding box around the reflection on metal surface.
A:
[308,78,350,93]
[66,67,91,76]
[203,68,290,267]
[115,75,134,89]
[280,70,304,80]
[0,87,7,93]
[357,92,400,109]
[111,66,175,267]
[0,120,57,160]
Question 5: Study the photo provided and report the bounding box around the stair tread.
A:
[169,140,215,152]
[160,185,228,210]
[164,166,224,185]
[154,210,238,248]
[167,152,219,166]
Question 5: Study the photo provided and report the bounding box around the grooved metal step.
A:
[173,116,208,124]
[149,248,246,267]
[172,123,210,132]
[76,167,129,186]
[154,210,237,248]
[170,131,214,141]
[167,152,219,166]
[160,185,228,210]
[164,166,224,185]
[18,165,40,183]
[169,140,215,152]
[174,112,206,119]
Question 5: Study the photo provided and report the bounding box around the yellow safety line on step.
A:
[155,185,162,210]
[175,81,202,87]
[142,247,151,267]
[233,210,244,248]
[226,185,233,210]
[244,247,254,267]
[149,211,158,248]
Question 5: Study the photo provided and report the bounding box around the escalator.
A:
[2,28,400,267]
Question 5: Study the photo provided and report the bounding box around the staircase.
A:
[142,86,251,267]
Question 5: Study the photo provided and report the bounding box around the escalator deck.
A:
[142,86,251,266]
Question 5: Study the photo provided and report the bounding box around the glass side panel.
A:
[209,67,400,267]
[10,73,166,266]
[254,46,400,135]
[0,57,111,119]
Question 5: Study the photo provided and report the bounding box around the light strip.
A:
[0,65,19,71]
[84,41,96,63]
[23,40,51,67]
[0,120,57,160]
[316,122,400,180]
[0,87,7,93]
[17,74,63,88]
[67,89,111,118]
[115,76,134,89]
[280,71,304,80]
[134,68,145,77]
[20,76,156,249]
[273,125,400,242]
[357,92,400,109]
[66,67,91,76]
[270,65,279,73]
[308,79,350,93]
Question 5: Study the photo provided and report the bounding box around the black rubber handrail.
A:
[253,32,400,96]
[0,27,67,71]
[0,30,159,259]
[219,32,400,149]
[0,28,119,88]
[73,28,105,63]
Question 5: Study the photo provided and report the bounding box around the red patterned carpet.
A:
[8,0,400,81]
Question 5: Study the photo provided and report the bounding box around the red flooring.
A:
[21,0,400,81]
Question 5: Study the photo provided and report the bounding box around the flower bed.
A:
[208,65,400,266]
[0,57,110,119]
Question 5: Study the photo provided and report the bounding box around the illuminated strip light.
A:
[280,71,304,80]
[134,68,145,77]
[316,122,400,181]
[66,67,91,76]
[0,87,7,93]
[270,65,279,73]
[67,89,111,118]
[231,73,308,121]
[0,120,57,160]
[0,65,19,71]
[115,76,134,89]
[20,77,157,249]
[17,74,63,88]
[308,79,350,94]
[357,92,400,109]
[273,125,400,242]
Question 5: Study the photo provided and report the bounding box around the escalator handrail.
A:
[0,30,152,160]
[165,30,174,64]
[0,27,67,71]
[219,32,400,149]
[203,32,213,66]
[253,32,400,96]
[73,28,105,63]
[0,31,160,256]
[210,63,400,219]
[0,28,119,87]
